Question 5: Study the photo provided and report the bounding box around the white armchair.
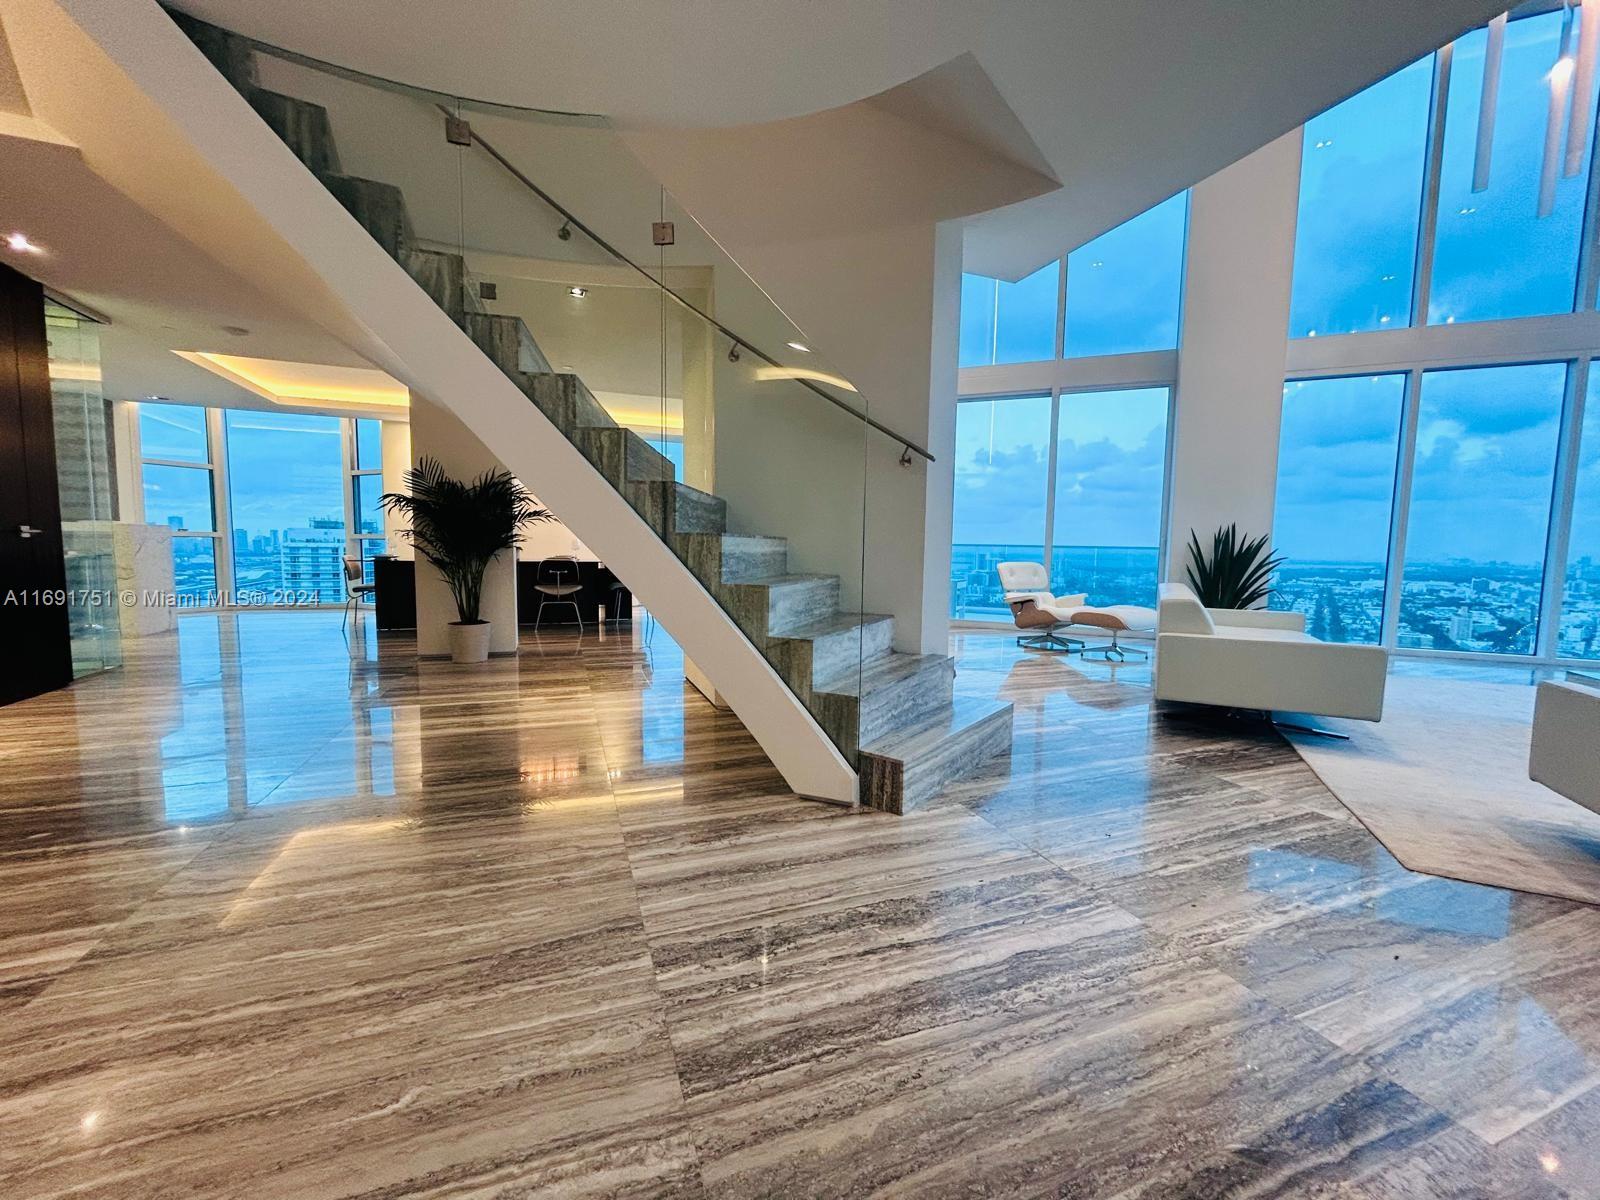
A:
[1155,582,1388,724]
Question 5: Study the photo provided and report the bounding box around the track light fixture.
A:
[557,221,572,241]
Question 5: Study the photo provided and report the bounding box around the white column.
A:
[408,395,519,656]
[1165,130,1302,584]
[380,417,413,559]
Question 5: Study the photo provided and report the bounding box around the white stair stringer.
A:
[19,0,858,804]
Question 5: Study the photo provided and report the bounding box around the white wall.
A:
[1165,130,1301,585]
[408,394,518,656]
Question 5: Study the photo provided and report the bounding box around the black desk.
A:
[370,556,630,630]
[372,555,416,631]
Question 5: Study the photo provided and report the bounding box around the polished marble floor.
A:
[0,613,1594,1198]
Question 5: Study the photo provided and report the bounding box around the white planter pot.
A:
[448,620,492,664]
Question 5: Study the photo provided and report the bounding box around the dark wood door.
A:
[0,262,71,706]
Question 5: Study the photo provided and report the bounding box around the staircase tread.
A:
[772,611,894,640]
[737,572,836,589]
[860,697,1012,759]
[814,651,951,698]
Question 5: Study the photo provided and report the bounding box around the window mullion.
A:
[1541,357,1590,659]
[207,407,234,603]
[1411,42,1452,329]
[1382,368,1425,647]
[1043,387,1061,585]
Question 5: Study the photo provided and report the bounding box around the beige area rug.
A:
[1284,674,1600,905]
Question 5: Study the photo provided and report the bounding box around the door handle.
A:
[17,525,41,538]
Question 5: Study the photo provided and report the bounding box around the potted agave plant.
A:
[381,456,551,663]
[1184,523,1285,610]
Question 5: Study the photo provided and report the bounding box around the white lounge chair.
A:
[997,561,1156,659]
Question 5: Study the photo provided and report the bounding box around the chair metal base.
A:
[1016,630,1084,653]
[535,596,584,633]
[1078,631,1148,662]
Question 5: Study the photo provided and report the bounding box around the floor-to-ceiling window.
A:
[950,394,1052,618]
[351,418,386,583]
[139,402,220,604]
[1563,376,1600,659]
[1273,6,1600,662]
[1399,364,1565,654]
[1273,375,1406,643]
[954,191,1187,620]
[225,410,347,603]
[1051,387,1170,604]
[136,402,394,608]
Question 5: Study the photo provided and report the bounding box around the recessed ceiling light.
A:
[786,341,810,353]
[6,232,42,254]
[567,286,587,298]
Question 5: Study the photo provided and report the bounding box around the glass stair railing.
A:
[171,10,1012,814]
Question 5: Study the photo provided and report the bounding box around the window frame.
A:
[952,355,1178,624]
[134,402,394,609]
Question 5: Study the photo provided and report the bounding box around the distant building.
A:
[280,517,346,601]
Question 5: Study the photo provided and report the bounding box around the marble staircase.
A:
[173,13,1011,813]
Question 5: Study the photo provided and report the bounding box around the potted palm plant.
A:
[381,456,551,663]
[1184,523,1285,610]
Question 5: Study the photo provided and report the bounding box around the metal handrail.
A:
[226,30,933,462]
[453,115,935,463]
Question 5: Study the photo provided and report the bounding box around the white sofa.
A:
[1155,582,1388,722]
[1530,680,1600,812]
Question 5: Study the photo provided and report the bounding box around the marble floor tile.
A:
[0,615,1595,1196]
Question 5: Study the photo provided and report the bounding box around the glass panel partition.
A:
[206,23,888,753]
[45,300,122,677]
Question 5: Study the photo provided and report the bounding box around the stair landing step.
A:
[860,697,1014,815]
[814,650,950,699]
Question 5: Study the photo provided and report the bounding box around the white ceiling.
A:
[171,0,1505,276]
[0,16,383,408]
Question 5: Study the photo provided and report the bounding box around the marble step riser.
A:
[809,659,955,764]
[861,703,1014,815]
[628,482,729,541]
[317,173,414,261]
[765,579,842,635]
[511,373,616,436]
[793,620,896,684]
[250,91,341,176]
[574,428,675,494]
[768,621,896,726]
[468,314,553,376]
[406,250,473,328]
[857,663,956,747]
